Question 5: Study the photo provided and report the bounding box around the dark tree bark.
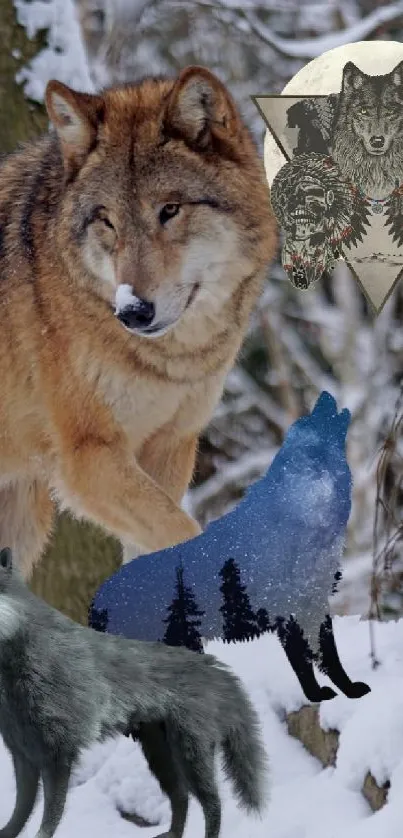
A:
[0,0,48,153]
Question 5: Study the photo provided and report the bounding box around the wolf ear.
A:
[0,548,12,571]
[164,66,240,149]
[312,391,337,419]
[45,81,103,173]
[392,60,403,87]
[341,62,364,92]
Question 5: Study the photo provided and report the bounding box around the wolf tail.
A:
[218,667,269,813]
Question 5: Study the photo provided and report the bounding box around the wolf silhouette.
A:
[91,392,371,703]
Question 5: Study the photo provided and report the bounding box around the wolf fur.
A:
[0,66,277,577]
[331,60,403,199]
[0,548,267,838]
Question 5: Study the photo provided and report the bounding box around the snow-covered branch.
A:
[241,2,403,58]
[175,0,403,59]
[15,0,93,101]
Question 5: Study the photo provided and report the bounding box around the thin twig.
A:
[370,382,403,667]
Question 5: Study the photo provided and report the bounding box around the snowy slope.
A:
[1,616,403,838]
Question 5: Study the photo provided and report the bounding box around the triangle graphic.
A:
[253,92,403,314]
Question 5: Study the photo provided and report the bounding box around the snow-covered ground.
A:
[2,616,403,838]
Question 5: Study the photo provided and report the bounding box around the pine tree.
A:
[162,562,205,653]
[219,557,259,642]
[88,601,109,633]
[256,607,271,634]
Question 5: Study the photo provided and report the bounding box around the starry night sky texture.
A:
[90,392,352,651]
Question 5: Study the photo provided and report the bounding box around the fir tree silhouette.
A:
[162,562,205,653]
[219,557,259,642]
[88,601,109,633]
[256,607,271,634]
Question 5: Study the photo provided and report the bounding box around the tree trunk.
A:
[32,514,121,626]
[0,0,48,152]
[0,0,121,624]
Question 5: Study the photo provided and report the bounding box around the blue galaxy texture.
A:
[91,391,352,649]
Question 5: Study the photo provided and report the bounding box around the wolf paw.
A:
[119,809,158,828]
[304,685,337,702]
[347,681,371,699]
[318,685,338,701]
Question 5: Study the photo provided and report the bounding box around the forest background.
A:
[4,0,403,629]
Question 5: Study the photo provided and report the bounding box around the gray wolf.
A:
[0,65,277,576]
[331,60,403,198]
[0,547,268,838]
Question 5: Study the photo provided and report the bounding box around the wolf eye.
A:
[97,210,115,231]
[359,107,368,115]
[159,203,181,225]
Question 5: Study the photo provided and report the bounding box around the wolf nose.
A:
[369,135,385,149]
[117,298,155,330]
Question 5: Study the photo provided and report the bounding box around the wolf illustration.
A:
[270,152,370,289]
[0,66,277,577]
[331,60,403,199]
[92,392,371,704]
[0,547,267,838]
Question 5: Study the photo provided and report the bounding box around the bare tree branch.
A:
[246,2,403,58]
[175,0,403,59]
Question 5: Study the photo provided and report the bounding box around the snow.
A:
[115,284,137,314]
[2,616,403,836]
[14,0,93,102]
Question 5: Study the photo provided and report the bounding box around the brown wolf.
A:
[0,66,277,577]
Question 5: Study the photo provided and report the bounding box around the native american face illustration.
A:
[271,153,371,289]
[287,177,335,240]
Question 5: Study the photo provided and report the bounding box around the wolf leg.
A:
[0,480,55,579]
[0,750,39,838]
[35,761,71,838]
[137,429,198,504]
[134,723,189,838]
[318,615,371,699]
[276,617,337,702]
[121,431,199,565]
[173,732,221,838]
[121,542,146,565]
[55,423,201,553]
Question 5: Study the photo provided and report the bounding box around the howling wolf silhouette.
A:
[90,392,370,703]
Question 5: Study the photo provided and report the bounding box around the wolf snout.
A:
[369,134,385,150]
[117,298,156,331]
[115,284,157,332]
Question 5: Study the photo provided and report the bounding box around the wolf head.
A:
[45,67,273,340]
[338,60,403,157]
[284,391,350,454]
[266,391,352,532]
